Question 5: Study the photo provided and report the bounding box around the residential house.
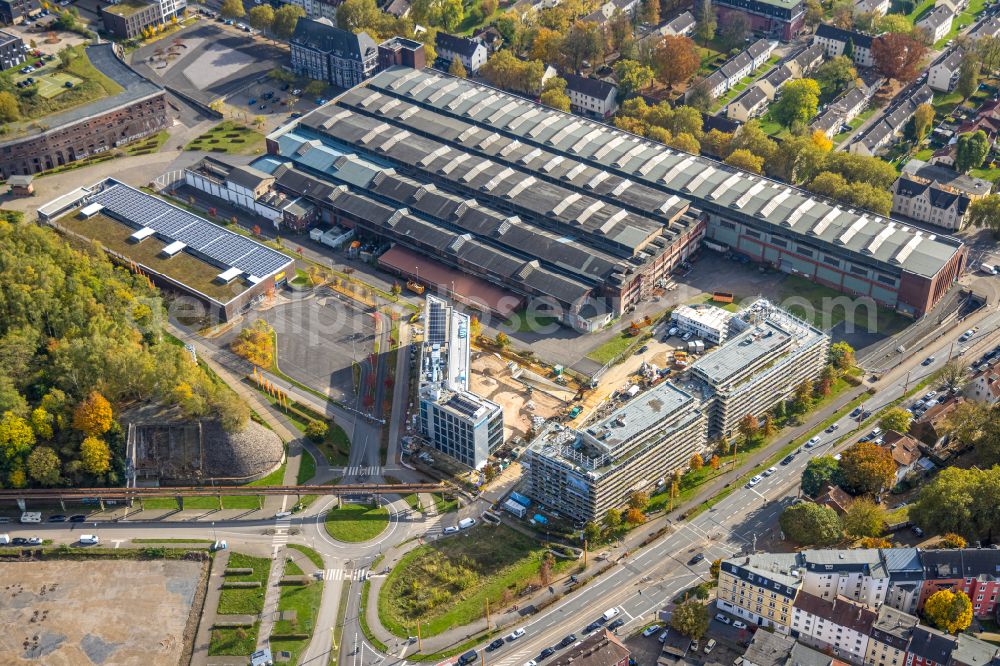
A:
[906,626,956,666]
[435,32,488,73]
[928,49,965,92]
[472,25,504,54]
[971,16,1000,40]
[712,0,806,41]
[881,430,925,485]
[815,483,854,514]
[729,85,769,122]
[101,0,164,41]
[917,6,954,44]
[748,38,778,68]
[965,367,1000,404]
[786,43,826,78]
[290,18,379,88]
[377,36,426,71]
[855,0,890,15]
[851,85,933,156]
[285,0,339,22]
[919,549,1000,618]
[800,549,889,608]
[891,175,972,230]
[563,72,618,118]
[791,592,877,664]
[910,396,966,460]
[814,24,874,68]
[663,10,696,36]
[551,629,630,666]
[864,605,919,666]
[718,553,802,631]
[0,29,23,70]
[758,64,793,99]
[901,158,992,202]
[383,0,410,17]
[813,87,872,138]
[0,0,37,24]
[584,0,639,23]
[936,0,967,12]
[883,548,925,615]
[958,98,1000,146]
[691,39,776,101]
[737,631,797,666]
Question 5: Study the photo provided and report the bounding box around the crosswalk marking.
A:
[340,465,380,477]
[321,568,369,581]
[272,518,291,551]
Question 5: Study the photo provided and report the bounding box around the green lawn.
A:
[456,0,502,35]
[433,493,459,514]
[970,166,1000,182]
[298,449,316,485]
[141,462,285,510]
[124,130,170,156]
[586,329,645,364]
[218,552,270,615]
[906,0,938,24]
[324,502,389,543]
[184,120,265,155]
[209,622,260,656]
[287,543,325,569]
[695,293,741,312]
[271,557,324,665]
[776,274,909,335]
[378,524,570,637]
[935,0,988,47]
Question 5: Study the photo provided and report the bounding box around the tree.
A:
[804,0,823,26]
[831,0,854,28]
[969,194,1000,233]
[859,536,893,548]
[924,589,973,634]
[80,436,111,475]
[0,412,34,462]
[872,33,928,82]
[802,455,842,496]
[709,454,721,470]
[655,35,700,89]
[939,533,967,548]
[912,103,935,142]
[668,132,700,153]
[539,551,555,585]
[529,28,563,63]
[702,129,732,157]
[0,91,18,122]
[878,13,914,33]
[957,52,982,99]
[879,407,913,434]
[719,11,751,50]
[685,78,714,112]
[481,0,497,16]
[219,0,245,19]
[563,21,604,73]
[725,148,764,174]
[641,0,659,24]
[815,56,857,103]
[843,37,855,61]
[628,490,650,510]
[248,4,275,34]
[935,360,969,392]
[273,4,304,40]
[30,407,53,441]
[730,119,778,165]
[303,79,326,96]
[792,379,814,413]
[73,391,113,437]
[956,130,990,173]
[839,441,896,495]
[829,341,855,370]
[26,446,60,485]
[448,57,467,78]
[779,502,843,545]
[690,453,704,470]
[603,507,623,531]
[694,0,716,46]
[583,521,601,543]
[842,498,886,539]
[540,85,571,111]
[671,600,709,639]
[625,507,646,524]
[978,36,1000,76]
[738,413,760,443]
[763,414,776,438]
[771,78,821,128]
[615,59,655,97]
[305,419,328,443]
[231,319,274,368]
[495,332,510,349]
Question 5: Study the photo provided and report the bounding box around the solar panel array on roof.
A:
[446,393,483,418]
[427,300,447,344]
[89,182,290,278]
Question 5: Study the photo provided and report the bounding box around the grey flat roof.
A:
[692,320,791,385]
[0,44,163,145]
[583,380,694,451]
[364,67,963,279]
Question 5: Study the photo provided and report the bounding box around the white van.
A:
[981,263,998,275]
[20,512,41,523]
[458,517,477,530]
[602,608,620,622]
[79,534,100,545]
[0,534,9,545]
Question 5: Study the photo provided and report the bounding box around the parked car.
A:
[507,628,525,641]
[486,639,505,652]
[922,356,936,366]
[608,618,625,631]
[705,639,718,654]
[48,514,66,522]
[780,454,795,465]
[733,620,748,630]
[584,621,602,633]
[10,537,28,545]
[538,647,555,660]
[746,475,763,488]
[636,345,649,355]
[715,613,731,624]
[642,625,661,637]
[559,634,577,648]
[763,466,777,477]
[689,553,705,565]
[805,435,821,448]
[850,407,862,418]
[69,514,86,522]
[26,537,41,545]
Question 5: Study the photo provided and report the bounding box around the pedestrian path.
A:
[319,567,370,581]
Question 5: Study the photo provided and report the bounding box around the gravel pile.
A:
[202,419,283,480]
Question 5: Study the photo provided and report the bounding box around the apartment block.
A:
[801,549,890,608]
[791,592,876,664]
[690,300,830,437]
[865,605,919,666]
[718,553,801,631]
[524,380,706,522]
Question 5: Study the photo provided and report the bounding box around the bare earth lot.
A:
[470,352,568,440]
[0,560,205,666]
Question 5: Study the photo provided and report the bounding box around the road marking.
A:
[343,465,381,477]
[322,568,369,581]
[112,540,122,549]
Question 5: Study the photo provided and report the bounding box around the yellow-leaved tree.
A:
[924,589,972,635]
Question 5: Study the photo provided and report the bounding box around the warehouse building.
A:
[524,379,707,521]
[690,300,830,436]
[39,179,293,322]
[418,295,504,468]
[270,67,965,320]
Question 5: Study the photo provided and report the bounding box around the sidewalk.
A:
[190,548,232,666]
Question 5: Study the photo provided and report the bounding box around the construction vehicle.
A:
[406,280,425,295]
